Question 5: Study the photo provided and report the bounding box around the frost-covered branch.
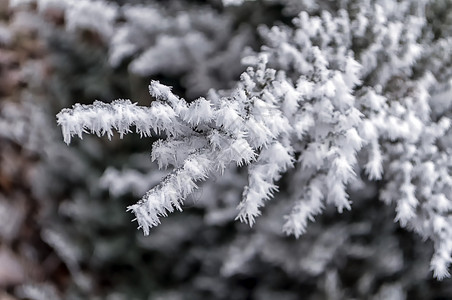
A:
[57,99,185,144]
[56,0,452,280]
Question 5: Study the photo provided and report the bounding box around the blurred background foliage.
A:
[0,0,452,299]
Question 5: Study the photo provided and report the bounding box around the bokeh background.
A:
[1,0,452,299]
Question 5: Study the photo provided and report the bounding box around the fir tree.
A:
[58,0,452,280]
